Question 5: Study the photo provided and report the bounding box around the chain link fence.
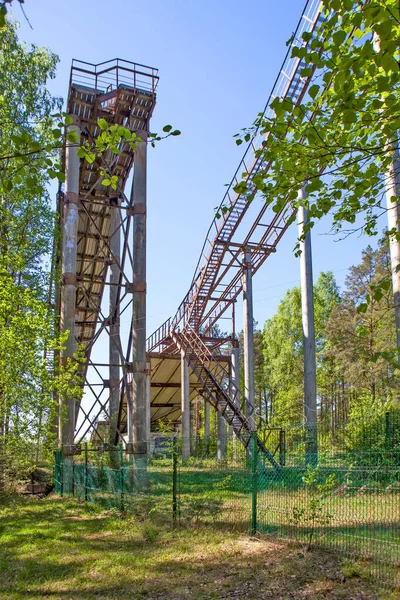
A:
[54,415,400,587]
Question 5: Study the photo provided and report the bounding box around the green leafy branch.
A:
[148,124,181,147]
[224,0,400,245]
[1,113,181,194]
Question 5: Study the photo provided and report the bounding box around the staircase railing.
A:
[146,318,171,352]
[172,326,281,470]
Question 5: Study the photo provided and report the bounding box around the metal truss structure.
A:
[143,0,324,456]
[57,0,324,462]
[57,59,158,452]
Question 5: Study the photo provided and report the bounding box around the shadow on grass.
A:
[0,496,392,600]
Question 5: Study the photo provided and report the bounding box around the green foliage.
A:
[0,22,62,480]
[261,238,400,456]
[139,519,159,542]
[325,241,398,400]
[289,464,336,551]
[262,272,340,429]
[231,1,400,244]
[345,400,400,469]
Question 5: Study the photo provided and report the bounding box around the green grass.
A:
[0,495,397,599]
[64,462,400,564]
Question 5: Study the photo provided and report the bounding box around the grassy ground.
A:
[0,495,398,600]
[58,459,400,591]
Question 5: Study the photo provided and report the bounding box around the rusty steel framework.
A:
[56,59,158,451]
[57,1,324,462]
[142,0,324,459]
[148,0,323,351]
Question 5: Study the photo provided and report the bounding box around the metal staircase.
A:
[172,327,281,469]
[143,0,324,463]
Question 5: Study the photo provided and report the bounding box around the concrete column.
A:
[131,132,148,457]
[146,370,151,453]
[109,198,120,445]
[190,400,196,455]
[373,36,400,362]
[204,399,210,453]
[59,117,81,456]
[181,349,190,460]
[242,251,255,429]
[229,344,240,441]
[195,397,200,452]
[231,345,240,407]
[298,186,318,462]
[53,191,63,438]
[217,410,227,460]
[384,141,400,363]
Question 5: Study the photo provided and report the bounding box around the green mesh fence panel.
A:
[175,436,252,530]
[54,450,62,495]
[63,444,175,519]
[53,419,400,587]
[256,417,400,587]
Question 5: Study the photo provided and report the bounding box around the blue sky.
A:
[15,0,382,336]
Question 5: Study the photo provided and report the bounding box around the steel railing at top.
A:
[70,58,159,95]
[146,318,171,353]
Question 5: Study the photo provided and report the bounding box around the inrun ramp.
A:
[143,0,324,458]
[57,59,158,449]
[57,1,323,463]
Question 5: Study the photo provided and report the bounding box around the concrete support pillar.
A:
[372,35,400,363]
[146,370,151,453]
[231,345,240,408]
[109,198,120,445]
[229,344,240,440]
[131,132,148,457]
[181,349,191,460]
[298,186,318,463]
[195,397,200,452]
[242,251,255,429]
[204,399,210,453]
[384,141,400,363]
[217,410,227,460]
[59,117,81,457]
[190,401,195,455]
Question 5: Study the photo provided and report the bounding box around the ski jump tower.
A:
[57,0,323,466]
[57,59,158,457]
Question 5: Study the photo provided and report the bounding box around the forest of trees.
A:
[245,237,400,451]
[1,0,399,482]
[0,20,83,482]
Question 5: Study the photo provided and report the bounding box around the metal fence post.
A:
[54,450,60,494]
[60,445,64,498]
[385,411,391,448]
[251,432,258,535]
[120,442,125,512]
[279,429,286,467]
[172,435,178,526]
[84,442,88,502]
